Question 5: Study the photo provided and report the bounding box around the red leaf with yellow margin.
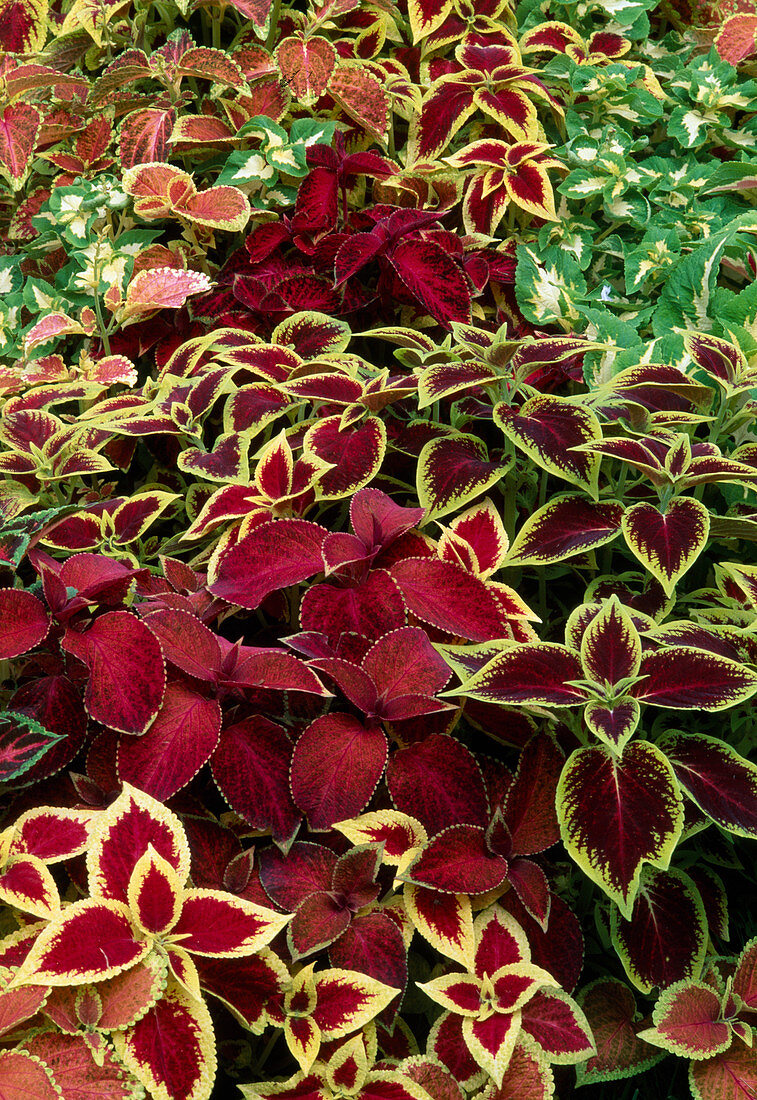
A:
[405,886,475,969]
[171,890,290,956]
[9,807,93,863]
[328,63,389,143]
[15,899,148,986]
[715,13,757,64]
[0,1050,59,1100]
[311,968,400,1038]
[276,36,336,104]
[86,785,191,904]
[0,0,47,51]
[0,103,41,190]
[114,980,217,1100]
[0,856,59,919]
[128,847,183,937]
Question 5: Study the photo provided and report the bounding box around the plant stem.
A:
[265,0,282,52]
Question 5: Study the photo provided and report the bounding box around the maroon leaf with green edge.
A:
[290,714,388,830]
[8,674,87,785]
[61,612,165,736]
[276,35,336,104]
[505,496,623,566]
[386,734,489,834]
[580,596,641,688]
[402,825,508,894]
[304,416,386,500]
[416,435,510,522]
[208,518,327,609]
[451,643,585,706]
[0,103,41,189]
[494,395,602,496]
[412,75,478,159]
[520,988,595,1064]
[575,978,665,1086]
[329,912,407,1000]
[119,107,176,169]
[557,741,684,919]
[113,981,216,1100]
[273,311,351,358]
[416,361,496,408]
[637,979,730,1059]
[0,588,50,659]
[610,866,707,993]
[585,699,641,752]
[0,712,62,783]
[117,685,221,801]
[621,498,709,597]
[212,716,301,849]
[733,937,757,1010]
[389,558,524,642]
[657,731,757,837]
[635,648,757,710]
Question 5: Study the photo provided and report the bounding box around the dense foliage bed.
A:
[2,0,757,1096]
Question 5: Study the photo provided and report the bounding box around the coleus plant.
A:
[3,0,757,1099]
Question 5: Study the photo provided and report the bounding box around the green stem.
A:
[91,261,111,357]
[265,0,282,52]
[212,4,224,50]
[252,1029,280,1076]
